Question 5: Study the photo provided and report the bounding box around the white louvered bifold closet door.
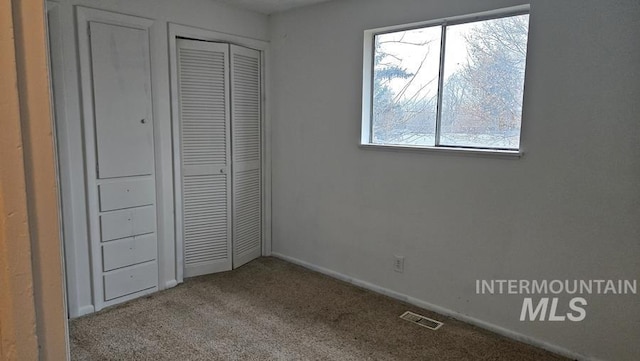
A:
[177,39,232,277]
[230,45,262,267]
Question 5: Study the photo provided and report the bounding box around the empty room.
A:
[1,0,639,360]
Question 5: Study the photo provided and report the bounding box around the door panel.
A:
[231,45,262,268]
[90,22,153,179]
[177,39,232,277]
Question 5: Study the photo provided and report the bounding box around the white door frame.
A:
[168,23,272,283]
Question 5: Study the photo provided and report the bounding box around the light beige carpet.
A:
[70,257,569,360]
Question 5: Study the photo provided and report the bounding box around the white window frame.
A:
[360,5,530,157]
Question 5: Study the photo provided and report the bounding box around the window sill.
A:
[359,143,523,158]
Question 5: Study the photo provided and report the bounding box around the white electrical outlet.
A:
[393,255,404,273]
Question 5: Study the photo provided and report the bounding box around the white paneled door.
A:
[176,39,262,277]
[90,22,154,179]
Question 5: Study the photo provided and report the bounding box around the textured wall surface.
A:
[269,1,640,360]
[0,6,39,358]
[1,0,60,359]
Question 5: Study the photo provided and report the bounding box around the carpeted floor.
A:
[70,257,568,360]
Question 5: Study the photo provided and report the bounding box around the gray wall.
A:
[269,1,640,360]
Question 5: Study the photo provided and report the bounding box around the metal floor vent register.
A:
[400,311,443,330]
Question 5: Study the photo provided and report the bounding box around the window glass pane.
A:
[372,26,441,146]
[440,14,529,149]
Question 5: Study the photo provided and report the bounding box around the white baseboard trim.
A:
[70,304,95,319]
[165,279,178,289]
[272,252,595,361]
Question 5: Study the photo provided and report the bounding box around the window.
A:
[362,7,530,153]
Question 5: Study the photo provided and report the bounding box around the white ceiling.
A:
[215,0,334,14]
